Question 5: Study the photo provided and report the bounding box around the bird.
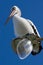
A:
[5,6,43,59]
[5,6,40,38]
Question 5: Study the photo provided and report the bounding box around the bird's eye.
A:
[12,7,16,11]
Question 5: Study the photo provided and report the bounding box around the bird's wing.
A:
[27,19,40,37]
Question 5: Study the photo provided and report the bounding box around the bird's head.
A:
[11,6,21,16]
[5,6,21,25]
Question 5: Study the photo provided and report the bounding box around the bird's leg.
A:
[36,37,43,41]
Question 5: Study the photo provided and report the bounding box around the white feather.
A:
[13,16,35,37]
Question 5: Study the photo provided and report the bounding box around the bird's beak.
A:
[4,10,16,25]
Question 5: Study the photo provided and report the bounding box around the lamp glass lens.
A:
[17,39,33,59]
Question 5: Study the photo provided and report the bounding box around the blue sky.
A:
[0,0,43,65]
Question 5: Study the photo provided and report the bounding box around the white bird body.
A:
[5,6,40,37]
[13,15,40,37]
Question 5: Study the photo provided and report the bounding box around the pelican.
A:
[5,6,43,59]
[5,6,40,37]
